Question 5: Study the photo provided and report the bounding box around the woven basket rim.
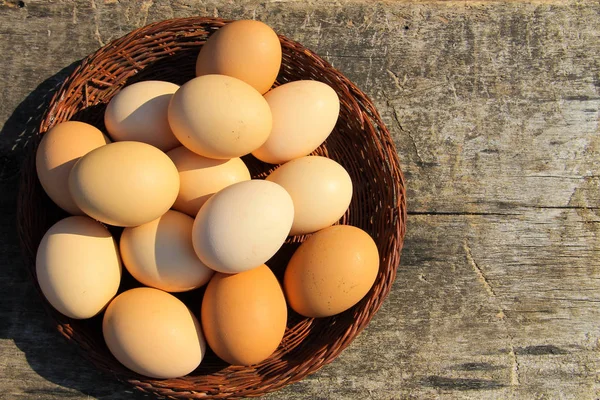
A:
[16,16,407,399]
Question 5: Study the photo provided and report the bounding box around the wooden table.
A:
[1,0,599,398]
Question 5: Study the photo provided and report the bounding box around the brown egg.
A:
[167,146,251,217]
[201,265,287,366]
[284,225,379,318]
[103,287,206,378]
[168,75,272,159]
[120,210,214,292]
[36,216,122,319]
[36,121,110,215]
[104,81,180,152]
[196,20,281,94]
[69,141,180,227]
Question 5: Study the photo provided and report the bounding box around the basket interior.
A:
[17,17,406,399]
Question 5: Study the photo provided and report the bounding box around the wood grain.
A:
[1,0,599,399]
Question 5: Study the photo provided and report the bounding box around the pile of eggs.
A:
[34,20,379,379]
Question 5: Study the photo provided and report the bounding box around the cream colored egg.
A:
[104,81,180,152]
[120,210,214,292]
[36,121,110,215]
[69,141,180,227]
[266,156,352,235]
[36,216,122,319]
[167,146,251,217]
[168,75,272,159]
[103,287,206,378]
[192,180,294,273]
[252,80,340,164]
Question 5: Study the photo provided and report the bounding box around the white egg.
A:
[192,180,294,273]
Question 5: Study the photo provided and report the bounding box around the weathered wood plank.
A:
[0,0,599,399]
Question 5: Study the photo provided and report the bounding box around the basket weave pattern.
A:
[17,17,406,399]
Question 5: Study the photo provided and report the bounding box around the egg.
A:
[103,287,206,378]
[196,20,281,94]
[284,225,379,318]
[167,146,251,217]
[104,81,180,152]
[36,216,122,319]
[192,180,293,274]
[168,75,272,159]
[201,264,287,366]
[36,121,110,215]
[266,156,352,235]
[69,141,180,227]
[120,210,214,292]
[252,80,340,164]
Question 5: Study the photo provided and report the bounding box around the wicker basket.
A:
[16,17,406,399]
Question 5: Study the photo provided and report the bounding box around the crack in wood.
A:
[516,175,598,180]
[390,105,425,165]
[525,205,600,210]
[139,0,154,28]
[463,240,521,386]
[537,297,600,303]
[508,345,521,387]
[408,211,520,216]
[386,68,405,91]
[464,241,496,298]
[90,0,104,46]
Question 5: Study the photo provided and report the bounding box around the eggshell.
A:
[284,225,379,318]
[36,216,122,319]
[167,146,251,217]
[192,180,293,274]
[36,121,110,215]
[196,20,281,94]
[266,156,352,235]
[168,75,272,159]
[69,141,180,227]
[120,210,214,292]
[103,287,206,378]
[252,80,340,164]
[201,264,287,366]
[104,81,180,152]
